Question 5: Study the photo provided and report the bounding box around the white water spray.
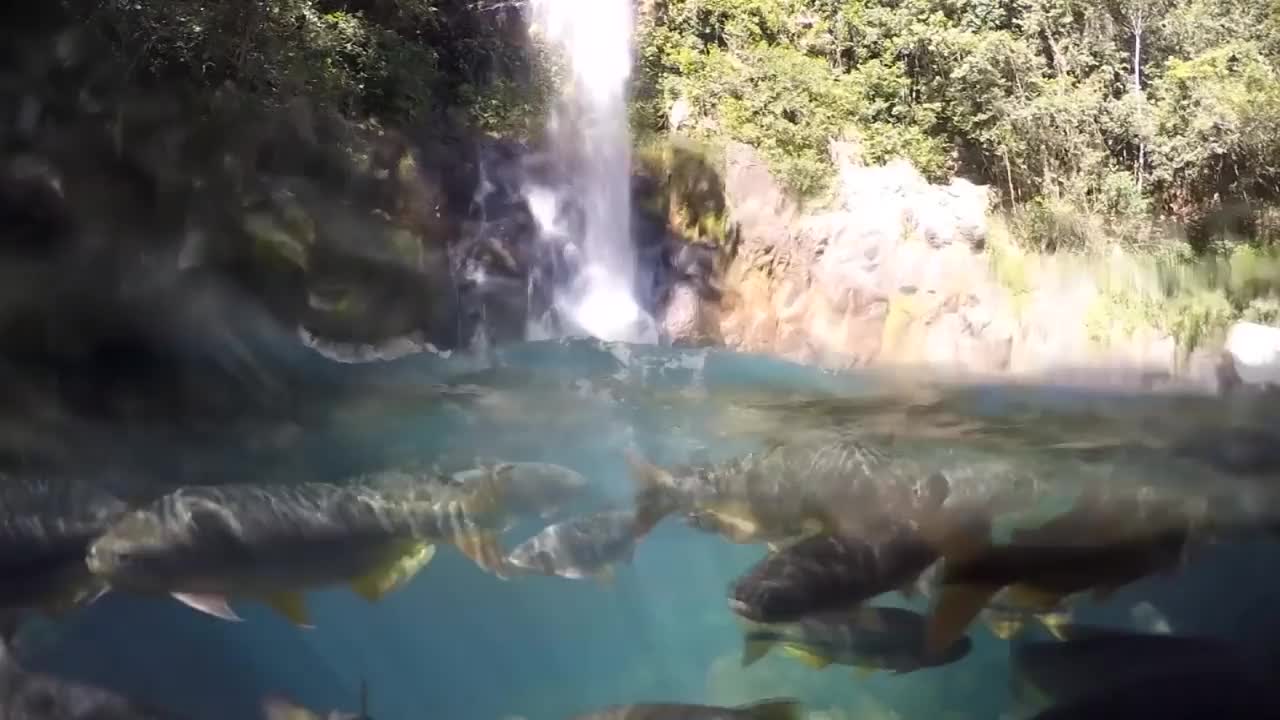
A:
[528,0,658,344]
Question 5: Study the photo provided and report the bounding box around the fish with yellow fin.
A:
[922,500,1194,660]
[740,606,972,676]
[623,431,1056,546]
[85,474,513,627]
[624,438,954,540]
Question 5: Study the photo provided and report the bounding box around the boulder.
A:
[718,141,1011,373]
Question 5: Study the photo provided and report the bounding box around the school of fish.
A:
[4,421,1280,719]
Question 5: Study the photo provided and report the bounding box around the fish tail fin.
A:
[925,583,998,660]
[737,698,804,720]
[623,449,677,535]
[741,632,775,667]
[453,529,511,580]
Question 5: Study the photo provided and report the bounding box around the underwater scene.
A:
[8,0,1280,717]
[7,337,1280,720]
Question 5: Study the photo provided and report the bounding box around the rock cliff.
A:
[700,140,1257,391]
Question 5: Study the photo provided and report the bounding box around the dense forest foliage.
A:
[633,0,1280,253]
[12,0,1280,257]
[4,1,546,133]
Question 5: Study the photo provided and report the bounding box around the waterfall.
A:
[526,0,659,344]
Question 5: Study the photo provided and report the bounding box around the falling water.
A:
[526,0,659,344]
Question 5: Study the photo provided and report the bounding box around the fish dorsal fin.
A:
[735,698,804,720]
[172,592,242,622]
[350,542,436,603]
[780,645,831,669]
[852,666,876,679]
[262,592,313,629]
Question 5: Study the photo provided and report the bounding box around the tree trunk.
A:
[1131,9,1144,191]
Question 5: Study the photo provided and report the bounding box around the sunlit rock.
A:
[1223,321,1280,388]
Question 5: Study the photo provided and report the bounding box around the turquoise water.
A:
[18,339,1280,720]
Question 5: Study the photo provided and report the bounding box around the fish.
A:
[566,698,804,720]
[1025,665,1280,719]
[727,523,942,624]
[624,438,1035,564]
[85,474,512,626]
[740,606,972,676]
[923,513,1193,658]
[1011,625,1255,711]
[0,634,185,718]
[0,475,127,621]
[506,509,642,584]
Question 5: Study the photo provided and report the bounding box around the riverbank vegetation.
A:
[633,0,1280,347]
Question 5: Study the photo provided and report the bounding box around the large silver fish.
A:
[506,510,642,584]
[85,473,512,626]
[625,437,1035,553]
